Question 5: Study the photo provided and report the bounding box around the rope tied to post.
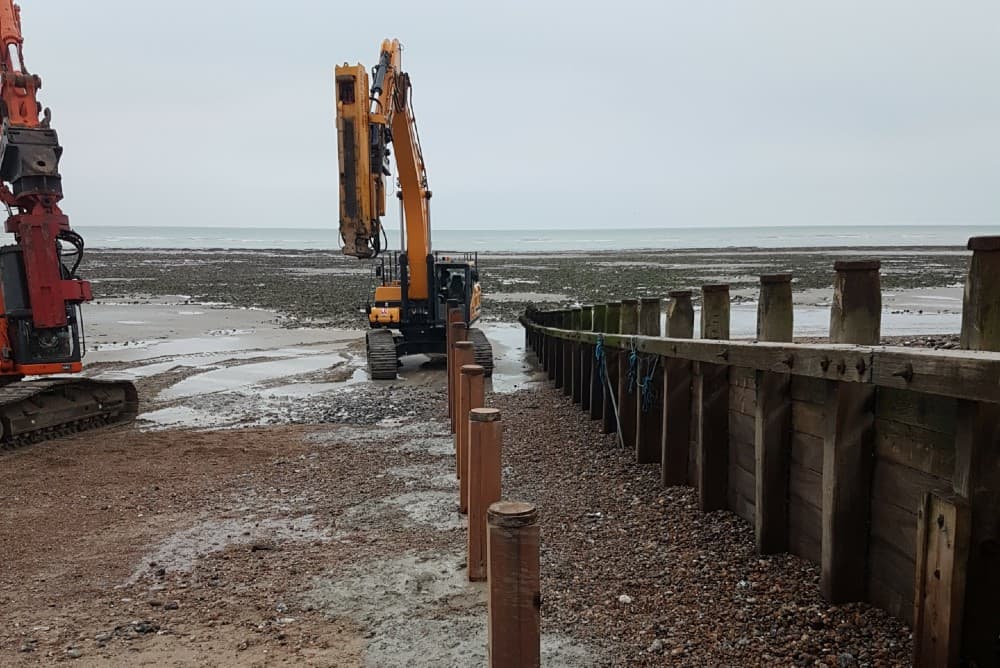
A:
[595,334,607,381]
[626,337,639,394]
[594,333,626,449]
[639,355,659,413]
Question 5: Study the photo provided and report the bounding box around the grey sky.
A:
[21,0,1000,230]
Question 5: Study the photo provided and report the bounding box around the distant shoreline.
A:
[76,223,995,253]
[85,243,971,254]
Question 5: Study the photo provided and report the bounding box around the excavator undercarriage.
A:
[0,378,138,448]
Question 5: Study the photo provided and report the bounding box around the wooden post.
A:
[913,493,971,668]
[580,306,594,412]
[754,273,794,554]
[562,309,579,398]
[446,300,462,422]
[468,407,502,583]
[662,290,694,487]
[553,311,566,390]
[667,289,695,339]
[829,260,881,344]
[459,362,486,515]
[454,342,476,492]
[821,260,880,603]
[601,301,622,434]
[617,299,640,449]
[701,284,730,340]
[570,307,583,403]
[757,273,793,342]
[696,284,730,511]
[589,304,607,420]
[487,501,540,668]
[635,297,662,464]
[953,236,1000,666]
[450,321,469,434]
[961,236,1000,351]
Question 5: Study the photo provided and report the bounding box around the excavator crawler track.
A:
[467,328,494,378]
[366,329,398,380]
[0,378,139,449]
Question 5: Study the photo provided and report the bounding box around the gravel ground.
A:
[495,387,912,667]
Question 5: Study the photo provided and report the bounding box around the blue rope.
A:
[595,335,606,381]
[626,347,639,394]
[639,355,659,413]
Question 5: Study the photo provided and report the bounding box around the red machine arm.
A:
[0,0,91,330]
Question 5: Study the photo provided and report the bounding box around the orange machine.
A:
[0,2,136,446]
[335,40,491,379]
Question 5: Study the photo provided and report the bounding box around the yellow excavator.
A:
[335,39,492,379]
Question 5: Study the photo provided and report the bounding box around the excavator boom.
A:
[0,2,137,447]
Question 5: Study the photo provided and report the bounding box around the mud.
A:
[85,245,971,328]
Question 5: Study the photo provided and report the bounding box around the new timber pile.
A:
[521,238,1000,668]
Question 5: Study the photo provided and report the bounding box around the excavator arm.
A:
[0,0,91,341]
[0,2,137,447]
[335,39,432,299]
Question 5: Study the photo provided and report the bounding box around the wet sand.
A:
[83,296,543,430]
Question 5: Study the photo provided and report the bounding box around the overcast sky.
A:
[18,1,1000,230]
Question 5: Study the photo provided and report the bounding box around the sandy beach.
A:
[0,244,961,665]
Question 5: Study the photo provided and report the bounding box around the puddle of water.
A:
[139,405,225,429]
[158,353,346,400]
[480,324,546,394]
[286,267,368,276]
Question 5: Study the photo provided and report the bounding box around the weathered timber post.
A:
[754,273,794,554]
[822,259,880,603]
[951,236,1000,666]
[913,492,971,668]
[695,284,731,511]
[487,501,541,668]
[616,299,640,448]
[829,260,881,345]
[757,273,793,343]
[554,311,567,390]
[667,290,695,339]
[454,342,476,495]
[446,300,463,422]
[535,314,543,354]
[450,321,469,434]
[570,307,583,403]
[459,362,486,515]
[563,308,579,398]
[468,406,502,582]
[589,304,607,420]
[701,284,731,340]
[635,297,663,464]
[662,290,694,486]
[546,312,558,382]
[601,301,622,434]
[580,306,594,412]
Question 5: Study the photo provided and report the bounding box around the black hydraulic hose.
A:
[57,229,84,277]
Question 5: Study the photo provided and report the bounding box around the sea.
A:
[75,224,994,252]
